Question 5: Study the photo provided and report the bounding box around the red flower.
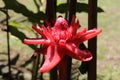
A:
[24,16,102,73]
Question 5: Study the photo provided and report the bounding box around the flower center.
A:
[50,17,71,43]
[52,30,68,43]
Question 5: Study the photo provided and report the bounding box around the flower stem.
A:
[31,53,40,80]
[59,56,72,80]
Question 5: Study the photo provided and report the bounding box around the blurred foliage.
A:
[2,0,46,23]
[0,0,104,80]
[79,62,89,74]
[9,25,36,50]
[57,2,104,13]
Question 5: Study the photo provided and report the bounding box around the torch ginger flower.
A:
[24,16,102,73]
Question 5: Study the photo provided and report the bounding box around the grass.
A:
[97,0,120,80]
[0,0,120,80]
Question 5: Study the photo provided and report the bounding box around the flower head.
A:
[24,16,102,73]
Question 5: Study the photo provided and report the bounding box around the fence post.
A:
[67,0,77,79]
[46,0,58,80]
[88,0,97,80]
[59,0,76,80]
[46,0,56,25]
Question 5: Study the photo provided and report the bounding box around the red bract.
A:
[24,16,102,73]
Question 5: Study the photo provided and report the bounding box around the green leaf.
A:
[2,0,46,23]
[9,25,37,50]
[79,62,89,74]
[56,3,69,13]
[9,21,34,32]
[56,2,104,13]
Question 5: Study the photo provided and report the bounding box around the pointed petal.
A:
[77,29,102,44]
[69,22,79,35]
[72,28,87,40]
[40,45,64,73]
[76,28,87,37]
[24,39,51,45]
[78,28,97,38]
[41,25,55,42]
[32,26,44,36]
[45,19,51,27]
[71,15,76,24]
[74,20,80,29]
[69,15,80,35]
[66,50,92,61]
[64,43,92,61]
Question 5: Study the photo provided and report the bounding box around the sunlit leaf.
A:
[9,25,37,50]
[56,2,104,13]
[2,0,46,23]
